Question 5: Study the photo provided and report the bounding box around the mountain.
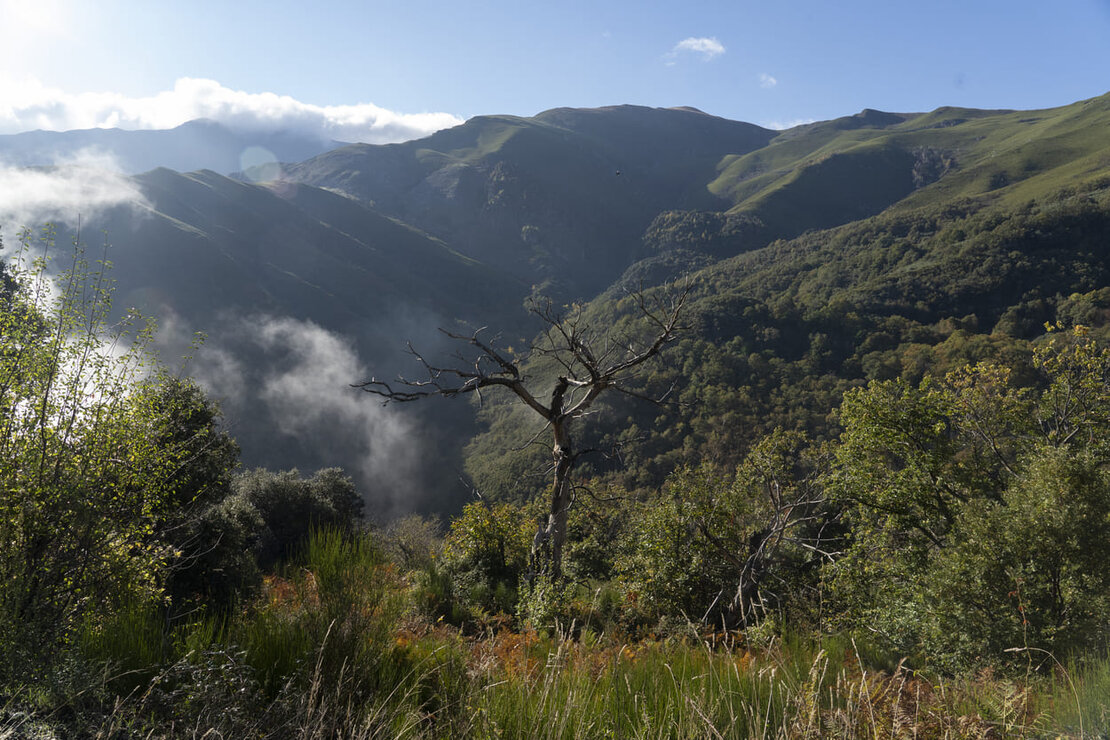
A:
[453,95,1110,499]
[69,167,528,518]
[7,95,1110,516]
[0,120,344,175]
[100,167,521,329]
[275,95,1110,300]
[647,93,1110,253]
[277,105,776,298]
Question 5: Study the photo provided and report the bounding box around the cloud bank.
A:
[759,73,778,89]
[762,117,818,131]
[186,314,429,520]
[0,77,464,144]
[0,149,149,229]
[671,37,726,61]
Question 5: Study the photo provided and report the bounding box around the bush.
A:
[442,501,533,618]
[0,229,175,677]
[827,328,1110,669]
[228,467,365,571]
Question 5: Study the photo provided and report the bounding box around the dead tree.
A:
[356,285,688,580]
[693,433,837,629]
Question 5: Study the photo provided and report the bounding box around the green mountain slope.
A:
[280,105,776,298]
[99,168,522,334]
[22,94,1110,515]
[464,179,1110,501]
[692,93,1110,244]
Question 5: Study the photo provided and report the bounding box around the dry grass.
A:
[9,621,1104,738]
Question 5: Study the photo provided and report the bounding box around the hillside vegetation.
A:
[2,228,1109,737]
[56,93,1110,510]
[467,175,1110,503]
[4,92,1110,735]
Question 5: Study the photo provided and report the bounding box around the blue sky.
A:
[2,0,1109,140]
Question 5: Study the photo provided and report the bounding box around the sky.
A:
[1,0,1110,142]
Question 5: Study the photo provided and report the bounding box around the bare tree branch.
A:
[352,281,691,579]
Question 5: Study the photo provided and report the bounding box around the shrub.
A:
[0,229,175,677]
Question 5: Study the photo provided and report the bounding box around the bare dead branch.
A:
[354,281,691,580]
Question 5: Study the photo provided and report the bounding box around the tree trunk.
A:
[534,413,574,580]
[546,440,574,580]
[729,528,771,627]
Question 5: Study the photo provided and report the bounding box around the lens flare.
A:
[239,146,280,182]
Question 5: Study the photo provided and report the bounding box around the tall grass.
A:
[465,630,1106,739]
[472,637,785,738]
[1046,651,1110,736]
[17,625,1110,737]
[11,527,1109,737]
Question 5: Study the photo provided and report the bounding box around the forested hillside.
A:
[466,177,1110,502]
[4,92,1110,736]
[40,92,1110,519]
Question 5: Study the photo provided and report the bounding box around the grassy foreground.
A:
[2,530,1106,739]
[5,629,1107,738]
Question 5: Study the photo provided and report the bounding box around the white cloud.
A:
[759,73,778,89]
[0,149,149,229]
[0,77,464,144]
[187,315,428,518]
[671,37,726,61]
[761,117,818,131]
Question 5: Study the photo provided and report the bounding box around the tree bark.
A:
[542,418,575,580]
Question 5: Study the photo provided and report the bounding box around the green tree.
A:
[226,466,364,571]
[619,431,827,629]
[140,377,249,616]
[926,444,1110,667]
[0,228,173,672]
[827,327,1110,668]
[441,500,533,615]
[617,468,735,625]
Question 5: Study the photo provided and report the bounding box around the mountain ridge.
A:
[0,119,345,175]
[277,104,776,298]
[6,93,1110,515]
